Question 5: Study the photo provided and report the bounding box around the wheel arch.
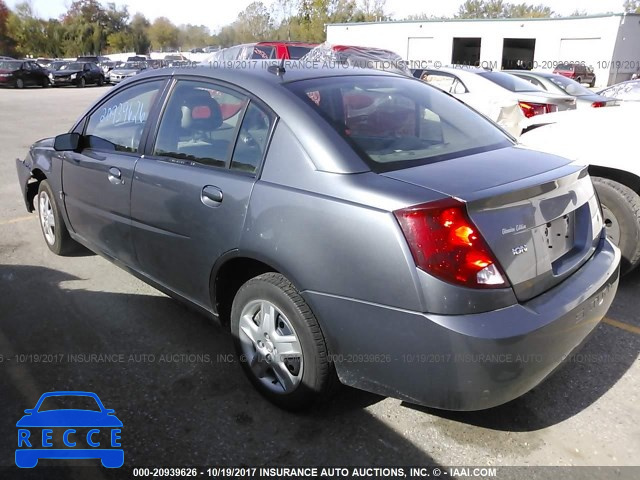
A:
[210,252,306,329]
[589,165,640,195]
[26,168,48,212]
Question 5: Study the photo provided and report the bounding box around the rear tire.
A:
[589,78,595,88]
[231,273,338,410]
[15,78,24,89]
[77,77,85,88]
[41,77,50,88]
[97,76,104,86]
[37,180,78,256]
[575,77,582,84]
[592,177,640,275]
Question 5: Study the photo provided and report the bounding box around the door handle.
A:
[201,185,223,207]
[108,167,123,185]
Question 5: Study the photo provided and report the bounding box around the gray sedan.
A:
[106,61,147,84]
[505,70,617,108]
[15,64,620,411]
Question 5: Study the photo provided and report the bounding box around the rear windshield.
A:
[60,63,84,71]
[547,75,593,96]
[478,71,542,92]
[284,75,511,172]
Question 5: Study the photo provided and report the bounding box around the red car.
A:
[216,42,317,61]
[553,63,596,87]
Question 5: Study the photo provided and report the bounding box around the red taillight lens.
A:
[591,101,606,108]
[394,198,508,288]
[518,101,551,118]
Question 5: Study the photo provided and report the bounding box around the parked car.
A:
[50,62,105,87]
[416,67,575,136]
[106,61,148,84]
[302,43,409,75]
[206,42,318,64]
[76,55,109,64]
[15,64,620,411]
[553,63,596,87]
[126,55,149,62]
[598,79,640,102]
[505,70,616,108]
[0,59,51,88]
[520,103,640,274]
[0,55,14,60]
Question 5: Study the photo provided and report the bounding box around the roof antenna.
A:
[268,57,286,76]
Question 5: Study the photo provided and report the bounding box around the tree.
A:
[130,13,150,54]
[234,2,273,43]
[504,3,553,18]
[623,1,640,13]
[0,0,16,56]
[456,0,552,19]
[148,17,179,51]
[6,1,48,57]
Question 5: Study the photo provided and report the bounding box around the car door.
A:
[20,62,33,85]
[130,78,275,308]
[62,79,166,265]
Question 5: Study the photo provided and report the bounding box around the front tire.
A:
[41,77,50,88]
[593,177,640,275]
[77,77,86,88]
[231,273,337,410]
[37,181,78,256]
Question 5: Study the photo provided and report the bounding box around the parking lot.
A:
[0,86,639,474]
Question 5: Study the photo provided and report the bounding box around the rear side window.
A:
[84,80,164,153]
[153,80,249,167]
[230,102,274,174]
[288,46,313,59]
[285,75,511,172]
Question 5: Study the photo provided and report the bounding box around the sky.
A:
[5,0,630,32]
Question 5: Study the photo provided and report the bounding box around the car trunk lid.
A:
[382,146,603,301]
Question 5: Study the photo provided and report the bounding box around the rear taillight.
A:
[518,101,555,118]
[394,198,508,289]
[591,101,606,108]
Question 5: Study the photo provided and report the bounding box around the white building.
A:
[326,13,640,87]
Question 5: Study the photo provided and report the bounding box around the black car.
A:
[50,62,105,88]
[0,59,51,88]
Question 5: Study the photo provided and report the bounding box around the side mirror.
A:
[54,132,81,152]
[105,409,115,415]
[24,409,34,414]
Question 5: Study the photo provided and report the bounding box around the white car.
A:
[416,67,576,136]
[520,104,640,274]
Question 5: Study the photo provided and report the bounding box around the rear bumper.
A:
[304,237,620,410]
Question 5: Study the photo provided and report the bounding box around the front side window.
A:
[84,80,164,153]
[153,80,249,167]
[285,75,512,172]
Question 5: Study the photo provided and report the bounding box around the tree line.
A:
[0,0,637,58]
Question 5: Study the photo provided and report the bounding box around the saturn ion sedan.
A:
[15,63,620,411]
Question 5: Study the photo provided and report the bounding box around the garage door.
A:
[559,38,601,62]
